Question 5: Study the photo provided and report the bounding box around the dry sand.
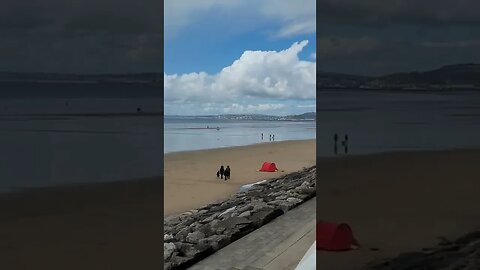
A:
[0,178,163,270]
[164,139,316,216]
[316,149,480,270]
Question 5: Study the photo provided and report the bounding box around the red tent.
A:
[259,162,278,172]
[316,221,359,251]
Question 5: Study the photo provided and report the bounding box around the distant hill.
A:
[317,71,369,89]
[373,63,480,87]
[318,64,480,90]
[165,112,316,121]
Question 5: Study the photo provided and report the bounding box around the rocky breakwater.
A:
[364,231,480,270]
[164,166,316,270]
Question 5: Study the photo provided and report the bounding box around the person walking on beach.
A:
[342,134,349,154]
[269,134,272,141]
[334,133,338,154]
[261,133,264,140]
[224,166,231,181]
[219,165,225,179]
[272,134,275,141]
[216,170,220,178]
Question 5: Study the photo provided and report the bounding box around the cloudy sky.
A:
[317,0,480,76]
[164,0,316,116]
[1,0,161,74]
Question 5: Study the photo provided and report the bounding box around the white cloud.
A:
[222,103,287,114]
[164,40,316,107]
[164,0,243,37]
[261,0,316,38]
[164,0,316,38]
[310,52,316,59]
[297,104,316,108]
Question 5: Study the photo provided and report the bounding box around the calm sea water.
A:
[164,119,316,153]
[0,82,162,192]
[317,90,480,157]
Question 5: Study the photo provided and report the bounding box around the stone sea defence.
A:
[164,166,316,270]
[364,231,480,270]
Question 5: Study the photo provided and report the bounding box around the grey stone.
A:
[164,234,174,242]
[186,231,206,244]
[164,242,176,260]
[238,211,252,217]
[286,197,302,204]
[203,213,219,223]
[175,227,191,240]
[199,234,230,251]
[251,208,283,227]
[217,216,252,230]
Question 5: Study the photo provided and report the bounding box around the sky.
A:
[317,0,480,76]
[164,0,316,116]
[0,0,162,74]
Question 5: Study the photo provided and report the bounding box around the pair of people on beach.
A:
[216,165,231,180]
[334,133,349,154]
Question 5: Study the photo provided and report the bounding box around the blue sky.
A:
[164,0,316,115]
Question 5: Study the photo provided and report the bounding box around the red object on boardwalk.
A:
[316,221,359,251]
[259,162,278,172]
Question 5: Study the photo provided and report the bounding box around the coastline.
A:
[164,139,316,217]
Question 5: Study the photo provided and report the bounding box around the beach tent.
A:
[259,162,278,172]
[316,221,359,251]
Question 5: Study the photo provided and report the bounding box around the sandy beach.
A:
[0,178,163,270]
[164,139,316,216]
[316,149,480,269]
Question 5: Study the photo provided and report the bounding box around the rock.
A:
[182,217,196,227]
[198,234,230,251]
[175,227,191,241]
[296,186,316,195]
[286,197,302,204]
[186,231,206,244]
[217,216,252,231]
[203,213,219,223]
[236,204,254,213]
[164,226,174,234]
[164,215,182,225]
[251,208,283,227]
[175,242,198,257]
[164,234,174,242]
[169,253,190,267]
[197,209,208,215]
[238,211,251,217]
[197,223,215,236]
[218,206,236,217]
[163,167,316,269]
[164,242,176,260]
[252,200,270,212]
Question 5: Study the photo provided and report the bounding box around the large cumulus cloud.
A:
[165,40,315,104]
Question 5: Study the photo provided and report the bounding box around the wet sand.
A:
[316,149,480,270]
[164,139,316,216]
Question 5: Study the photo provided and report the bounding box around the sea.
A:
[317,90,480,157]
[1,82,479,191]
[164,118,315,154]
[0,82,163,192]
